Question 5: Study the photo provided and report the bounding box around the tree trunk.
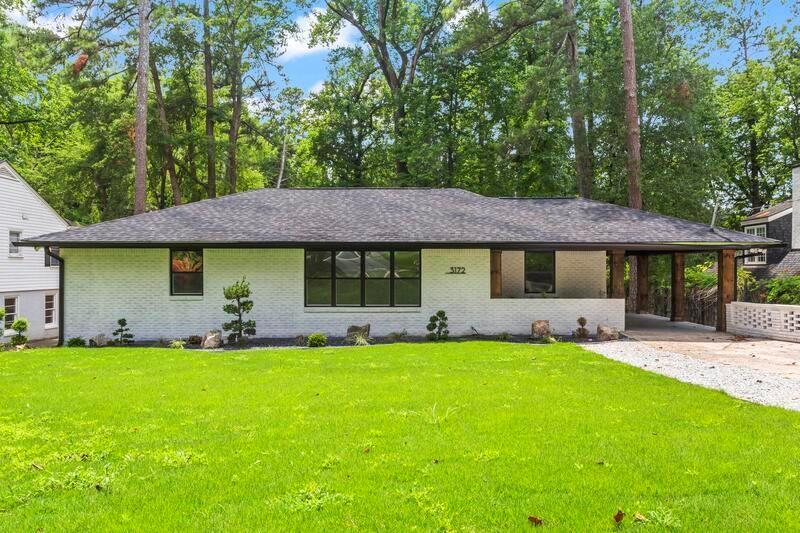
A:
[203,0,216,198]
[564,0,593,198]
[150,59,182,206]
[276,133,287,188]
[392,90,410,183]
[226,56,242,194]
[618,0,642,210]
[133,0,150,214]
[619,0,642,311]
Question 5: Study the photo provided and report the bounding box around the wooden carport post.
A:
[716,249,735,332]
[670,252,686,322]
[635,255,649,313]
[609,250,626,299]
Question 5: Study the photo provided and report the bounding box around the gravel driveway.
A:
[586,340,800,411]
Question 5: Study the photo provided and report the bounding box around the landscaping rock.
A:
[89,334,108,347]
[531,320,551,338]
[346,324,370,339]
[187,335,203,346]
[596,325,620,342]
[201,330,222,349]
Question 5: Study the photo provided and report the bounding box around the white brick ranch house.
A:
[21,188,779,344]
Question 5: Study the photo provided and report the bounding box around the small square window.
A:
[170,250,203,295]
[525,251,556,294]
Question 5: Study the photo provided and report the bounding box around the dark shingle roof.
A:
[742,199,793,222]
[23,188,781,250]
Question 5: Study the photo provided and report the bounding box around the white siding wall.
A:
[0,163,68,341]
[62,248,623,341]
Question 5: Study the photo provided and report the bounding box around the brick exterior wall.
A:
[500,250,607,298]
[61,248,624,341]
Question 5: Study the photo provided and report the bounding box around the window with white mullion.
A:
[4,297,17,329]
[743,225,767,265]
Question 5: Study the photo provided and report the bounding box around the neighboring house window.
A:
[4,297,17,329]
[743,225,767,265]
[44,246,60,267]
[170,250,203,295]
[524,251,556,294]
[8,231,21,255]
[45,294,56,325]
[305,250,421,307]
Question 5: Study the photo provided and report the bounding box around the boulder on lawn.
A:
[531,320,551,338]
[346,324,370,340]
[89,334,108,347]
[201,330,222,349]
[596,325,620,342]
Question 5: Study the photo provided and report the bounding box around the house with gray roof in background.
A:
[20,187,780,345]
[739,164,800,279]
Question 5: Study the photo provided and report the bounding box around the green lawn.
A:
[1,342,799,531]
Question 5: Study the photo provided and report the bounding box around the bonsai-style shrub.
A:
[112,319,134,345]
[169,339,186,350]
[307,333,328,348]
[575,317,589,339]
[222,277,256,344]
[426,310,449,341]
[66,337,87,347]
[10,317,29,345]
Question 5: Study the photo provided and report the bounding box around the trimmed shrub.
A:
[169,339,187,350]
[112,319,134,345]
[66,337,87,347]
[426,310,449,341]
[222,277,256,344]
[10,317,29,346]
[307,333,328,348]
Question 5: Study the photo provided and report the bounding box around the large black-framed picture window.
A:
[305,250,421,307]
[524,251,555,294]
[170,250,204,295]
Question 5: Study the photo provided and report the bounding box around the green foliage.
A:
[496,331,511,342]
[426,310,449,341]
[169,339,187,350]
[66,337,87,348]
[764,276,800,305]
[112,319,134,345]
[222,277,256,344]
[306,333,328,348]
[10,317,28,345]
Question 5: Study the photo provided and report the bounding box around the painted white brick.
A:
[61,248,624,341]
[727,302,800,342]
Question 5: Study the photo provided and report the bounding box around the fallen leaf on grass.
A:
[527,515,543,526]
[30,463,43,471]
[633,512,648,522]
[613,509,625,524]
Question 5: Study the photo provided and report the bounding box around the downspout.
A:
[45,246,65,346]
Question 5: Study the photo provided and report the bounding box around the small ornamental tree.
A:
[222,277,256,344]
[10,317,29,345]
[426,310,449,341]
[112,319,134,345]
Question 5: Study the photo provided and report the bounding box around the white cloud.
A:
[5,6,78,38]
[279,9,360,63]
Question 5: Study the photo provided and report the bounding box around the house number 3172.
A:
[447,266,466,274]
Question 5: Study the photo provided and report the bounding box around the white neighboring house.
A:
[0,161,70,343]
